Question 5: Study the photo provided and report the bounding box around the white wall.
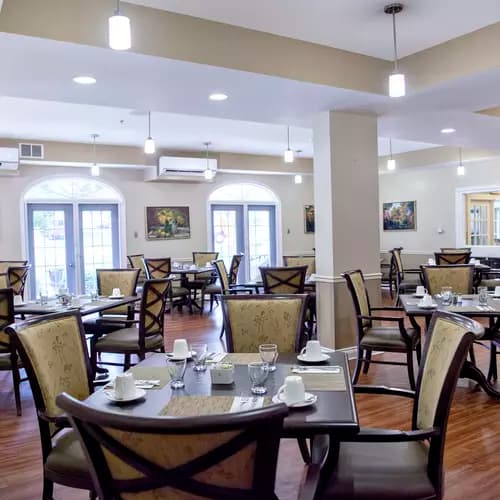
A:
[379,158,500,257]
[0,164,314,262]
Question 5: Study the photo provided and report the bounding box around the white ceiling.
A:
[126,0,500,59]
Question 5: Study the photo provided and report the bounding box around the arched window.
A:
[208,183,280,281]
[24,177,123,297]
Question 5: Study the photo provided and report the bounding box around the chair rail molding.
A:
[314,272,382,284]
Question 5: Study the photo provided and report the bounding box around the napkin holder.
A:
[210,363,234,385]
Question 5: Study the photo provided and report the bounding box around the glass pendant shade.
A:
[389,72,406,97]
[294,174,303,184]
[387,159,396,170]
[144,137,155,154]
[457,165,465,176]
[284,149,294,163]
[109,13,131,50]
[204,168,214,180]
[90,164,100,177]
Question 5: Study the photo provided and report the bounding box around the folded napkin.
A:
[230,396,264,413]
[104,379,160,390]
[292,365,341,374]
[206,353,226,364]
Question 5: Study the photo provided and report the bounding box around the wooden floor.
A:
[0,291,499,499]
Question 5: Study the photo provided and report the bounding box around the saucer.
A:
[272,391,317,408]
[418,303,438,309]
[297,353,330,364]
[166,350,195,361]
[413,294,425,298]
[108,294,125,299]
[104,388,146,403]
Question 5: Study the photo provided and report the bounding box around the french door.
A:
[211,204,276,282]
[27,203,119,297]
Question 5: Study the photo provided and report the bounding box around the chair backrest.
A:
[57,392,288,500]
[389,247,404,280]
[0,288,14,348]
[260,266,307,294]
[221,294,308,353]
[341,269,372,331]
[192,252,219,281]
[440,248,471,253]
[228,254,244,285]
[283,255,316,275]
[412,311,483,497]
[138,279,170,347]
[0,260,28,274]
[144,257,172,279]
[6,311,93,420]
[434,252,471,265]
[7,265,31,298]
[96,268,140,316]
[127,254,146,281]
[421,265,474,295]
[214,260,230,294]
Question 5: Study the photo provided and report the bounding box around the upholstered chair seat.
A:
[95,328,163,352]
[361,325,420,350]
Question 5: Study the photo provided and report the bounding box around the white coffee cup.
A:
[173,339,190,358]
[190,264,197,270]
[278,375,306,405]
[470,258,476,264]
[13,295,23,306]
[300,340,323,361]
[112,287,121,296]
[427,258,435,265]
[420,293,433,307]
[114,373,136,399]
[416,285,427,296]
[494,286,500,296]
[71,296,81,307]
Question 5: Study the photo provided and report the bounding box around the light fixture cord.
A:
[93,135,97,166]
[459,147,463,166]
[206,142,209,169]
[287,126,290,150]
[116,0,120,13]
[389,137,393,159]
[392,11,399,71]
[148,111,151,138]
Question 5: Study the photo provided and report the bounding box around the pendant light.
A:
[385,3,406,98]
[457,147,465,176]
[204,142,214,181]
[109,0,131,51]
[284,126,294,163]
[90,134,100,177]
[144,111,156,154]
[387,137,396,170]
[294,149,302,183]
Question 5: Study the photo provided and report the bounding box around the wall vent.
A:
[19,143,44,159]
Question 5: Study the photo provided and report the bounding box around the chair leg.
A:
[416,341,422,365]
[487,343,498,382]
[200,291,205,315]
[219,323,225,339]
[297,438,311,464]
[210,294,214,312]
[11,351,22,416]
[362,350,372,374]
[124,354,131,371]
[468,344,477,366]
[407,350,416,390]
[42,477,54,500]
[352,348,363,384]
[90,337,98,377]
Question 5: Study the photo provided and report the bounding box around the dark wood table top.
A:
[172,266,215,275]
[84,352,359,439]
[400,294,500,317]
[14,295,139,316]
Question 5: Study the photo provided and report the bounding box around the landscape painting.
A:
[383,201,416,231]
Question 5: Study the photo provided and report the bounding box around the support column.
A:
[313,111,380,350]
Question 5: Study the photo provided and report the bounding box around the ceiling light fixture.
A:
[73,76,96,85]
[457,147,465,176]
[387,137,396,170]
[144,111,156,154]
[294,149,303,184]
[204,142,214,181]
[385,3,406,98]
[109,0,131,51]
[90,134,100,177]
[209,93,228,101]
[284,126,294,163]
[441,128,456,134]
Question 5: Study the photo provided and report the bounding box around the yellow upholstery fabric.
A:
[7,266,30,296]
[0,261,27,274]
[103,429,255,499]
[98,270,138,315]
[95,328,163,352]
[393,250,403,275]
[215,260,230,293]
[434,252,470,265]
[261,268,305,294]
[423,266,473,295]
[225,298,302,353]
[143,280,170,335]
[284,256,316,275]
[0,290,12,346]
[16,315,90,418]
[191,252,218,281]
[128,255,146,280]
[417,317,468,429]
[0,274,8,289]
[144,258,171,279]
[349,271,370,328]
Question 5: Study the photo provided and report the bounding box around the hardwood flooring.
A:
[0,293,499,499]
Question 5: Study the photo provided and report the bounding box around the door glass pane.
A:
[248,206,275,281]
[212,209,239,270]
[469,204,489,246]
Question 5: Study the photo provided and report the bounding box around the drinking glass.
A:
[167,358,187,389]
[90,289,98,302]
[248,362,269,395]
[478,286,488,306]
[441,286,453,305]
[191,342,208,372]
[39,291,48,306]
[259,343,278,372]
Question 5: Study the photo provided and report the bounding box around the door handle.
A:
[69,263,75,268]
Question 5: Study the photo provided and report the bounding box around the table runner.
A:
[161,396,235,416]
[222,353,262,364]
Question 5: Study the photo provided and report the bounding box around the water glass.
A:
[478,286,488,306]
[90,289,99,302]
[191,342,208,372]
[441,286,453,305]
[248,362,269,395]
[39,291,48,305]
[167,358,187,389]
[259,343,278,372]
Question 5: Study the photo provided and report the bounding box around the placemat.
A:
[222,353,262,364]
[160,396,235,416]
[128,366,170,389]
[290,367,346,391]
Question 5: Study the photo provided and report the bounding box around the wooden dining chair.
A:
[7,265,31,299]
[57,392,288,500]
[228,253,244,285]
[342,269,421,390]
[6,311,95,499]
[260,265,308,294]
[0,260,28,274]
[316,311,483,500]
[186,252,219,311]
[126,253,147,285]
[434,251,471,265]
[390,247,422,305]
[283,255,316,275]
[421,264,474,295]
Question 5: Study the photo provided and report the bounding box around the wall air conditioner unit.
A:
[145,156,218,183]
[0,147,19,171]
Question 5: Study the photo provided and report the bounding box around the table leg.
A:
[460,360,500,398]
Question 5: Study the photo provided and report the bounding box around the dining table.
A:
[84,350,359,491]
[400,293,500,398]
[171,265,216,311]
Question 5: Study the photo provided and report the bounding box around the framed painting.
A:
[145,206,191,240]
[304,205,315,234]
[383,201,416,231]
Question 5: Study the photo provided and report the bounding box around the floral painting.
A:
[383,201,416,231]
[145,206,191,240]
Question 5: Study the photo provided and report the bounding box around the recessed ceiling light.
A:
[209,93,228,101]
[441,128,456,134]
[73,76,96,85]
